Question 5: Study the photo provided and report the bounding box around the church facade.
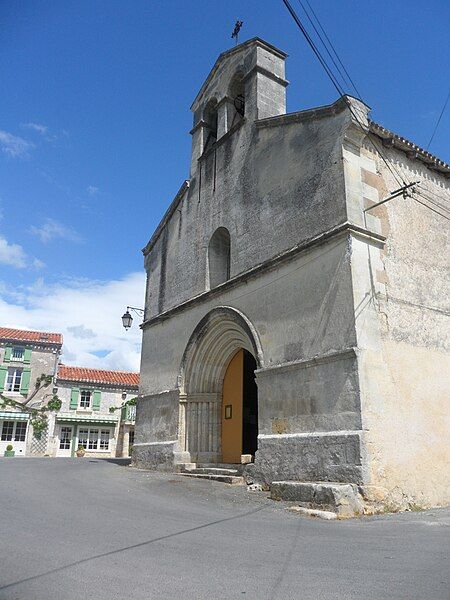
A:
[135,38,449,510]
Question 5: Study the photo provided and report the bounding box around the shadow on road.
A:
[0,506,266,592]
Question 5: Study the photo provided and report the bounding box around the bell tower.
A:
[189,38,289,177]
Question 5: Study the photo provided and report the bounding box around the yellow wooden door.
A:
[221,349,243,463]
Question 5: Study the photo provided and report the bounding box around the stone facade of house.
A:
[0,327,62,456]
[135,38,450,511]
[51,365,138,458]
[0,327,139,459]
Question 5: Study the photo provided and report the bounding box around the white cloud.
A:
[0,130,34,158]
[0,271,145,372]
[67,324,95,339]
[87,186,99,196]
[0,235,27,268]
[21,122,49,135]
[30,218,82,244]
[32,258,46,270]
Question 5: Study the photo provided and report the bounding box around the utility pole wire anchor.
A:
[364,181,420,212]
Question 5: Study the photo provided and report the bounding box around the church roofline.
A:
[368,120,450,176]
[258,94,450,176]
[256,95,369,128]
[143,97,449,258]
[190,37,288,110]
[142,180,189,256]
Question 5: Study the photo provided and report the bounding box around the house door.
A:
[57,426,73,457]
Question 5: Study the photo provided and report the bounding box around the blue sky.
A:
[1,0,449,370]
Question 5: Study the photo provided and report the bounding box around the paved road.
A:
[0,459,448,600]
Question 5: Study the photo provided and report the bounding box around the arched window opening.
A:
[208,227,230,288]
[228,73,245,126]
[203,99,218,152]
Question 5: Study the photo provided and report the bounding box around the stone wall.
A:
[0,341,60,456]
[347,136,450,509]
[143,43,352,322]
[138,236,362,480]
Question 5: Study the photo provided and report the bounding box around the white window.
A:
[1,421,14,441]
[11,347,25,361]
[1,420,27,441]
[78,428,88,449]
[77,427,110,451]
[88,429,99,450]
[100,429,110,450]
[59,427,72,450]
[14,422,27,441]
[6,368,23,392]
[79,390,91,408]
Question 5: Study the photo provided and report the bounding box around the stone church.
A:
[134,38,449,511]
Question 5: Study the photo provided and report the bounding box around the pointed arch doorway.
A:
[179,307,262,465]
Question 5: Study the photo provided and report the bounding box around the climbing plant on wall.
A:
[0,374,62,439]
[108,397,137,414]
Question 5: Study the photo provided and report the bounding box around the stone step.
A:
[198,463,245,474]
[186,467,240,476]
[270,481,364,518]
[179,472,245,485]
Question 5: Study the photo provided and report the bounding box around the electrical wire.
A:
[281,0,406,188]
[282,0,450,223]
[300,0,363,99]
[416,189,450,214]
[426,89,450,151]
[296,0,350,92]
[411,193,450,221]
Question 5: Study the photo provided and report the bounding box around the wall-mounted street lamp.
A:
[122,306,145,331]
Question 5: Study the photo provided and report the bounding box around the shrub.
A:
[6,444,13,452]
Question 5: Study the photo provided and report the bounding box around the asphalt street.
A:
[0,458,448,600]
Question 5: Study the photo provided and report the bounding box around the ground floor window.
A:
[59,427,72,450]
[14,422,27,441]
[1,420,27,442]
[77,427,111,451]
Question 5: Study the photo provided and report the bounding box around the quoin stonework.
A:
[134,38,450,511]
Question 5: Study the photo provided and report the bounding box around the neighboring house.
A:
[0,327,63,456]
[135,38,450,511]
[51,365,139,458]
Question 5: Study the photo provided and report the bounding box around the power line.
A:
[296,0,350,92]
[282,0,344,97]
[426,89,450,151]
[300,0,363,99]
[281,0,406,188]
[411,193,450,221]
[282,0,450,224]
[416,189,450,214]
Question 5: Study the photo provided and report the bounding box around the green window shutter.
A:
[70,388,80,410]
[23,348,32,364]
[0,366,7,390]
[92,390,101,411]
[4,347,12,362]
[19,368,31,397]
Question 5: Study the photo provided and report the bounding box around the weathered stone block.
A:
[270,481,364,517]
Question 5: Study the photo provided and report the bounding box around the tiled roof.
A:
[57,364,139,388]
[0,327,63,345]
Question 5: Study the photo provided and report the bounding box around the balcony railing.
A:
[121,404,136,422]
